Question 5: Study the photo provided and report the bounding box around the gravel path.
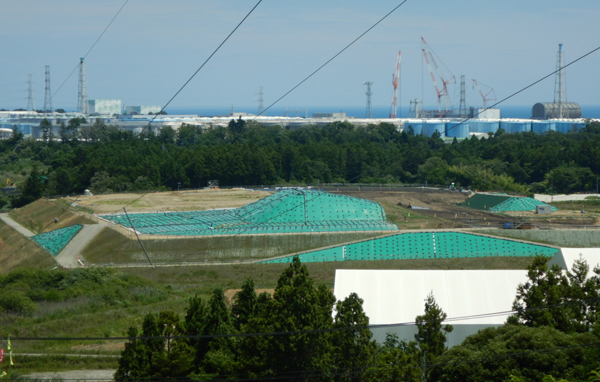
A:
[56,224,106,267]
[0,212,36,237]
[24,369,115,381]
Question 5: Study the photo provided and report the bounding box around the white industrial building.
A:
[88,99,122,115]
[123,105,162,115]
[548,248,600,272]
[333,250,600,347]
[333,269,528,346]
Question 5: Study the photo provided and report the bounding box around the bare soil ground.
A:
[62,188,273,214]
[335,189,507,228]
[335,189,599,228]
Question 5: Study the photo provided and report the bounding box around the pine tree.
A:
[415,292,453,381]
[332,292,376,382]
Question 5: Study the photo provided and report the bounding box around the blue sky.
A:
[1,0,599,112]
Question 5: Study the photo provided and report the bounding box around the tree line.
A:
[3,118,600,208]
[115,256,600,382]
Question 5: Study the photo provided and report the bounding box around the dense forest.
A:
[3,118,600,208]
[112,256,600,381]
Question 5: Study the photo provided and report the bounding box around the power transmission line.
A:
[49,0,130,106]
[254,0,410,119]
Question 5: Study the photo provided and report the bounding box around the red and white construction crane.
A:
[421,37,455,117]
[472,79,496,108]
[389,51,402,118]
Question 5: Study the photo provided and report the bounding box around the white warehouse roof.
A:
[333,269,529,346]
[548,248,600,272]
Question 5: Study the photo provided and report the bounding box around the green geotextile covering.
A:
[32,225,83,256]
[490,197,558,213]
[260,232,558,264]
[99,189,398,236]
[459,194,510,210]
[460,193,557,212]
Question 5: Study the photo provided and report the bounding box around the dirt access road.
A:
[336,188,599,228]
[334,188,514,227]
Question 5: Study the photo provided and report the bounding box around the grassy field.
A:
[475,229,600,248]
[9,199,94,234]
[0,220,55,272]
[81,227,385,264]
[551,198,600,214]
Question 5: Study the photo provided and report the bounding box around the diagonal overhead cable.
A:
[445,45,600,134]
[255,0,410,118]
[50,0,130,104]
[141,0,263,134]
[107,0,262,218]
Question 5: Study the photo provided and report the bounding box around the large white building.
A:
[88,99,122,115]
[333,249,600,347]
[123,105,162,115]
[333,269,528,346]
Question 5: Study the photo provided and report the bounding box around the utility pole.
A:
[123,207,155,269]
[43,65,52,113]
[27,74,35,111]
[363,81,373,118]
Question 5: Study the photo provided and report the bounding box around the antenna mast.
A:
[554,43,567,118]
[43,65,52,113]
[458,75,467,118]
[390,51,401,118]
[257,86,264,115]
[78,58,89,114]
[27,74,35,111]
[363,81,373,118]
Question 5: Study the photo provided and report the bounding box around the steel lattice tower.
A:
[78,58,89,114]
[27,74,35,111]
[43,65,52,113]
[458,75,467,118]
[554,43,567,118]
[257,87,264,115]
[363,81,373,118]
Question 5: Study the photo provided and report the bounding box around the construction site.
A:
[2,186,599,271]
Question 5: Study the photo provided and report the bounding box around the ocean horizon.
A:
[165,105,600,120]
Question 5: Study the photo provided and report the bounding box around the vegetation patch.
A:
[9,199,94,234]
[477,229,600,247]
[81,228,383,264]
[0,221,54,272]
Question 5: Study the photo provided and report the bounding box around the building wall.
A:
[88,99,122,115]
[124,105,162,115]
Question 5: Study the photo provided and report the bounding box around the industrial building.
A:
[532,102,582,119]
[333,247,598,346]
[333,269,529,346]
[123,105,162,115]
[87,99,122,115]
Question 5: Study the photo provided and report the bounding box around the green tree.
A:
[415,292,453,381]
[231,278,257,331]
[332,292,376,382]
[114,326,151,381]
[508,256,600,333]
[430,325,600,382]
[13,166,46,207]
[40,118,53,142]
[266,256,335,381]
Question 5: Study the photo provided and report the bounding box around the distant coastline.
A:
[165,105,600,120]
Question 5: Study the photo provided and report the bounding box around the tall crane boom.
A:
[472,79,496,108]
[422,48,443,117]
[390,51,402,118]
[421,37,455,116]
